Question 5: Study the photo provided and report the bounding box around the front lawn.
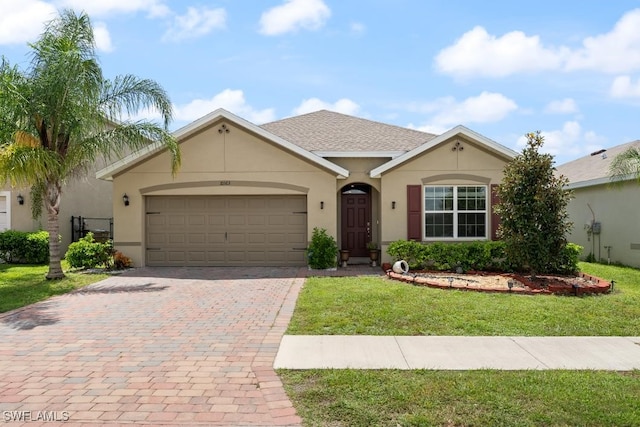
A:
[287,262,640,336]
[280,369,640,427]
[0,264,109,313]
[282,263,640,426]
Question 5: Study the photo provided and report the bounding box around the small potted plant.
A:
[367,242,379,267]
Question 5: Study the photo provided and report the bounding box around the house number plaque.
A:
[220,181,231,186]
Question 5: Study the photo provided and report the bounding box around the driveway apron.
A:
[0,267,304,426]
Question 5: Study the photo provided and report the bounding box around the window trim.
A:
[423,185,488,241]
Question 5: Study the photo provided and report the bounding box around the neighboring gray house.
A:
[556,140,640,267]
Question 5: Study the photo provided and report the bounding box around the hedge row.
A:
[0,230,49,264]
[386,240,582,275]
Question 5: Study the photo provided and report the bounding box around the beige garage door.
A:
[146,195,307,266]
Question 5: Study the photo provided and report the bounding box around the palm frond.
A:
[609,147,640,184]
[100,75,174,129]
[0,145,62,186]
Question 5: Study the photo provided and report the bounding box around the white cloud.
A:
[407,92,517,134]
[293,98,360,115]
[436,9,640,78]
[259,0,331,36]
[350,22,365,35]
[0,0,56,45]
[565,9,640,73]
[610,75,640,98]
[516,121,606,160]
[93,22,114,52]
[544,98,578,114]
[174,89,276,125]
[162,7,226,42]
[58,0,170,18]
[435,26,565,78]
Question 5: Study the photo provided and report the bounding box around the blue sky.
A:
[2,0,640,165]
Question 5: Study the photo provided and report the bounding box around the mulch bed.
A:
[385,269,612,296]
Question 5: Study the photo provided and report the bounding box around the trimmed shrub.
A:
[0,230,49,264]
[306,227,338,269]
[65,232,112,269]
[386,239,581,274]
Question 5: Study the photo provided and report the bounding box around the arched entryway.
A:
[340,183,372,257]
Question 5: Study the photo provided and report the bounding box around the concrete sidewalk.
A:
[274,335,640,370]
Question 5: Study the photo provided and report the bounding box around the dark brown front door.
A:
[341,190,371,257]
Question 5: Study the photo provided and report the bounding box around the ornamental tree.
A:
[494,131,573,278]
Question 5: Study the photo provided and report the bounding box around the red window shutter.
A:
[490,184,501,240]
[407,185,422,240]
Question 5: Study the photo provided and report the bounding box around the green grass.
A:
[0,263,109,313]
[282,263,640,426]
[287,262,640,336]
[280,369,640,427]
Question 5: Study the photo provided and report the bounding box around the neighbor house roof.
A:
[260,110,436,156]
[556,140,640,189]
[96,109,349,180]
[369,125,518,178]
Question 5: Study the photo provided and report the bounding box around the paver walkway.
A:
[0,267,305,426]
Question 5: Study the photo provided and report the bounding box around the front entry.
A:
[341,184,371,257]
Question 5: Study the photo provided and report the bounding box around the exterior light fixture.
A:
[123,194,130,206]
[392,201,396,209]
[448,277,454,288]
[17,194,24,205]
[507,280,514,291]
[320,201,324,209]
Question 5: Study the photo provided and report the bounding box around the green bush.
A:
[65,232,112,269]
[386,240,581,274]
[306,227,338,269]
[0,230,49,264]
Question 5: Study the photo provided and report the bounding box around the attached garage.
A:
[145,195,307,266]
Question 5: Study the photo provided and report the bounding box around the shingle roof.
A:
[260,110,436,152]
[556,140,640,186]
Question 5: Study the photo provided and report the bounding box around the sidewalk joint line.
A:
[510,337,550,369]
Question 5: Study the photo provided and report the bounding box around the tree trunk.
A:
[45,180,64,279]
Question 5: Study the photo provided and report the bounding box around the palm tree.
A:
[609,146,640,184]
[0,10,181,279]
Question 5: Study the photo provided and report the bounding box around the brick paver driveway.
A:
[0,267,304,426]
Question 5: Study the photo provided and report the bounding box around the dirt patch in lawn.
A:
[386,270,612,296]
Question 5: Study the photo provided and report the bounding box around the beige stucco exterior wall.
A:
[1,161,113,254]
[111,120,339,266]
[566,181,640,267]
[378,136,508,263]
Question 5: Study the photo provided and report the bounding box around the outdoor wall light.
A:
[320,201,324,209]
[392,201,396,209]
[123,194,130,206]
[17,194,24,205]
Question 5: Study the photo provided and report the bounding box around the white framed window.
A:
[424,185,487,239]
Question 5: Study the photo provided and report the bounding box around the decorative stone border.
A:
[386,270,612,296]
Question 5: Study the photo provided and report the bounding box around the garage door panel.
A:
[228,215,245,225]
[168,234,186,244]
[166,199,186,210]
[248,215,265,225]
[208,233,225,243]
[168,215,186,226]
[228,233,246,243]
[268,215,285,225]
[248,233,266,243]
[188,215,206,226]
[188,251,206,262]
[288,233,306,244]
[208,215,225,226]
[188,233,205,244]
[146,195,307,266]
